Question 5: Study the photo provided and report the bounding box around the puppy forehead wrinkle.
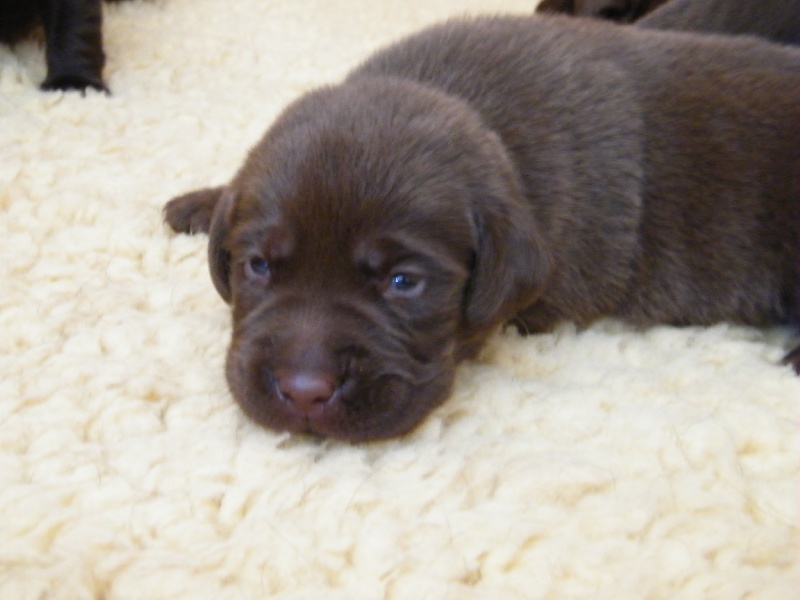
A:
[229,218,292,258]
[225,188,284,244]
[357,227,471,273]
[279,179,471,266]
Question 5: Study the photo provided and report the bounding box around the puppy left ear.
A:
[464,159,552,333]
[207,188,237,304]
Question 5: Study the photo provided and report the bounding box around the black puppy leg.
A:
[783,345,800,374]
[39,0,108,92]
[786,251,800,374]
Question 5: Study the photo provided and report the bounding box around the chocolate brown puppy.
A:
[165,16,800,442]
[0,0,110,91]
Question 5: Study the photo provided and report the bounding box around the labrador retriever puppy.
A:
[535,0,668,23]
[0,0,109,91]
[165,16,800,442]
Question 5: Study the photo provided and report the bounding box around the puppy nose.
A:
[277,371,336,414]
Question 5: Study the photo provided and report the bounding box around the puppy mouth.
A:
[267,371,421,441]
[226,344,448,441]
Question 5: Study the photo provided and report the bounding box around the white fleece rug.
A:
[1,1,798,598]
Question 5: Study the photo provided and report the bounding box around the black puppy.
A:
[165,16,799,442]
[0,0,111,91]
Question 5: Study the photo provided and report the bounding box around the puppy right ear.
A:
[164,186,227,234]
[208,188,237,304]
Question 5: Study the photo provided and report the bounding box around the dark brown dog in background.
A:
[535,0,668,23]
[165,16,799,442]
[536,0,800,46]
[0,0,123,91]
[637,0,800,45]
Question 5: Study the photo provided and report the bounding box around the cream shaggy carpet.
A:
[1,0,798,598]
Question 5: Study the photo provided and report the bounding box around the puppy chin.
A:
[224,342,457,443]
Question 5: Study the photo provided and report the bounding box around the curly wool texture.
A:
[0,0,798,598]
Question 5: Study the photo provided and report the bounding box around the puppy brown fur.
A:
[165,16,800,442]
[0,0,109,91]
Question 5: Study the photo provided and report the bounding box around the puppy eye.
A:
[386,271,424,296]
[245,256,271,280]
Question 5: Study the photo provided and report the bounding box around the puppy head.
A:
[206,78,550,441]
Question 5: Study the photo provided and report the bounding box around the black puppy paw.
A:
[163,187,225,235]
[40,72,108,93]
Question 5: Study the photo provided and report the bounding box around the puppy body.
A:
[166,16,800,441]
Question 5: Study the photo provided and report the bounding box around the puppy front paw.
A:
[40,72,108,94]
[163,186,225,234]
